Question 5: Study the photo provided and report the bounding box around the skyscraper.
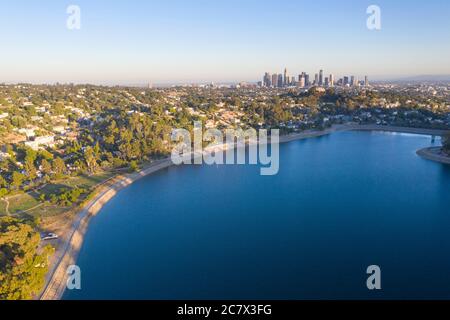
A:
[283,68,288,87]
[314,73,319,85]
[329,74,334,87]
[299,75,305,87]
[299,72,306,84]
[364,75,369,87]
[344,76,349,86]
[263,72,271,87]
[319,69,324,86]
[304,74,310,86]
[324,77,329,87]
[272,74,278,88]
[278,74,283,88]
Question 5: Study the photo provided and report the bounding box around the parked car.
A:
[41,233,58,241]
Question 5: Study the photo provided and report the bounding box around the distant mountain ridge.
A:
[395,75,450,82]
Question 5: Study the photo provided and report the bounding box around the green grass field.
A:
[7,193,40,214]
[4,171,116,218]
[43,171,115,193]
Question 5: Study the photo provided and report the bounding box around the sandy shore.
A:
[417,147,450,165]
[39,158,172,300]
[39,124,449,300]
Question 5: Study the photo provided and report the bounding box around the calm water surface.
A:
[64,131,450,299]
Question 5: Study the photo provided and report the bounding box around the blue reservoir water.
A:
[64,131,450,299]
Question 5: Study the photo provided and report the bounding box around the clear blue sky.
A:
[0,0,449,84]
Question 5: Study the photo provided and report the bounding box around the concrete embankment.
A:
[354,125,449,136]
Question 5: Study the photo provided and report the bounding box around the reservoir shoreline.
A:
[417,147,450,165]
[39,124,450,300]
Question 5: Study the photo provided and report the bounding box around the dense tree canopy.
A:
[0,217,54,300]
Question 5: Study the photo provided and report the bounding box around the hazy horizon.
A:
[3,74,450,88]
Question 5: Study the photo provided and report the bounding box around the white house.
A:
[24,136,55,150]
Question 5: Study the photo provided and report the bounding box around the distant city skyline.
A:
[1,0,450,85]
[260,68,369,88]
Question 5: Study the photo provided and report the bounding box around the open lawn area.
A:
[1,171,116,218]
[39,171,115,197]
[6,193,40,214]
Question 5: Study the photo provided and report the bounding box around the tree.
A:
[129,160,139,172]
[93,142,101,159]
[0,188,8,198]
[84,146,99,173]
[0,175,7,188]
[38,150,53,161]
[23,148,38,180]
[52,157,66,176]
[0,217,54,299]
[41,159,52,175]
[24,158,37,181]
[11,172,25,190]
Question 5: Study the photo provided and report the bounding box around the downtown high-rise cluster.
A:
[261,68,369,88]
